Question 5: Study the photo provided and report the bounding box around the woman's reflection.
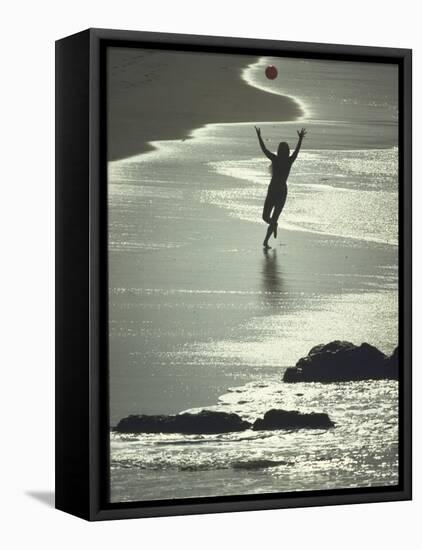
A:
[261,248,284,309]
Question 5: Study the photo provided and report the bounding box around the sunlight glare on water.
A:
[111,376,398,501]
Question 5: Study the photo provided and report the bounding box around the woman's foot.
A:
[263,243,272,249]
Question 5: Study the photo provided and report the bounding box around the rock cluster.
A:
[116,408,334,434]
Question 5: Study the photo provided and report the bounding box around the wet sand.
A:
[108,168,398,425]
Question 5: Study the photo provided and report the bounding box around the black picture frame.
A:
[55,28,412,521]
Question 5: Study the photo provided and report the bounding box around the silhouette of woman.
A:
[255,126,307,249]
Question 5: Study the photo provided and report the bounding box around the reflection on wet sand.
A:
[261,248,284,309]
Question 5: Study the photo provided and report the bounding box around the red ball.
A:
[265,65,278,80]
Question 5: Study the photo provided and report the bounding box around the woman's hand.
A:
[297,128,307,139]
[255,126,261,137]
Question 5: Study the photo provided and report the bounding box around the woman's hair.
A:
[269,142,290,175]
[277,142,290,158]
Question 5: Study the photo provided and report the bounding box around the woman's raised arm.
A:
[290,128,307,163]
[255,126,276,161]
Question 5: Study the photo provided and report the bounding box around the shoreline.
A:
[108,49,302,161]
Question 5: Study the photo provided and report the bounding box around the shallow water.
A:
[110,375,398,502]
[206,146,398,245]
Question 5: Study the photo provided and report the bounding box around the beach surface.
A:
[109,148,398,421]
[107,51,399,501]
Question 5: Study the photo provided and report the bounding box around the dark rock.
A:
[252,409,334,430]
[283,341,398,383]
[115,410,251,434]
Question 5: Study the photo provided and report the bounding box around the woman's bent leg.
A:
[270,191,287,240]
[262,196,275,248]
[270,203,283,238]
[262,195,273,224]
